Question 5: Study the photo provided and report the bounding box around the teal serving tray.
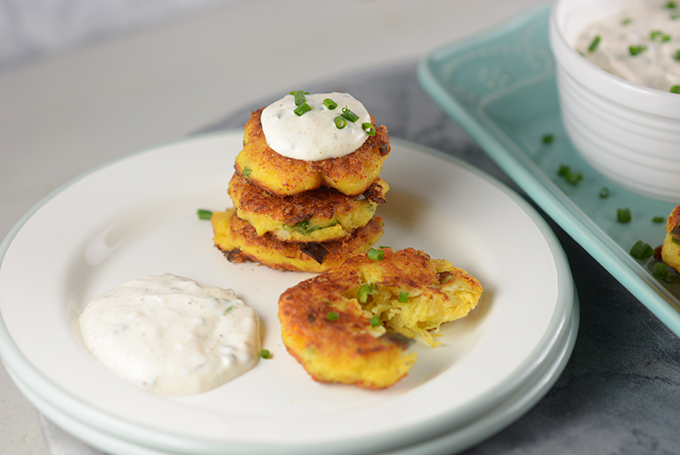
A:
[418,4,680,337]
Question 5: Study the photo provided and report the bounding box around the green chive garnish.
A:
[617,208,632,223]
[362,122,376,136]
[674,50,680,61]
[341,106,359,123]
[557,164,583,185]
[542,133,554,144]
[290,90,309,106]
[630,240,654,260]
[323,98,338,110]
[369,315,381,327]
[398,291,409,303]
[650,30,672,42]
[260,349,272,359]
[599,187,610,198]
[294,102,312,116]
[197,209,213,220]
[334,116,347,129]
[223,306,234,315]
[666,1,676,8]
[588,35,601,52]
[242,166,252,177]
[653,262,668,278]
[671,85,680,94]
[367,248,384,261]
[358,283,379,303]
[652,216,665,223]
[629,45,647,56]
[622,17,633,25]
[566,172,583,185]
[327,312,339,321]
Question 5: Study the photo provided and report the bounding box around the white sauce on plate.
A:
[261,92,371,161]
[79,274,260,396]
[574,1,680,92]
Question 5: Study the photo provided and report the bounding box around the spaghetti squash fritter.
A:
[211,208,384,273]
[228,172,388,243]
[661,205,680,274]
[278,248,483,388]
[234,108,391,197]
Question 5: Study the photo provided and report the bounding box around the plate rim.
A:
[0,131,577,454]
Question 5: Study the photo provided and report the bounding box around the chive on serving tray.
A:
[418,4,680,337]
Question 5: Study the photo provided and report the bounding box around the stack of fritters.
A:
[212,107,392,272]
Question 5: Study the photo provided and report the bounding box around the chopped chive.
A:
[369,315,381,327]
[367,248,384,261]
[294,102,312,116]
[327,311,339,321]
[197,209,213,220]
[223,306,234,315]
[588,35,601,52]
[630,240,654,260]
[242,166,252,177]
[358,283,379,304]
[622,17,633,25]
[629,45,647,56]
[674,50,680,61]
[398,291,409,303]
[557,164,583,185]
[617,208,632,223]
[652,216,665,223]
[341,106,360,123]
[362,122,376,136]
[542,133,554,144]
[260,349,272,359]
[653,262,668,278]
[599,187,610,198]
[566,172,583,185]
[666,1,676,8]
[334,116,347,129]
[323,98,338,110]
[650,30,672,41]
[292,90,307,106]
[671,85,680,94]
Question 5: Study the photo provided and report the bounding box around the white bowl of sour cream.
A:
[550,0,680,202]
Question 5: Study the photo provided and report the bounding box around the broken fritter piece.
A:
[278,248,483,388]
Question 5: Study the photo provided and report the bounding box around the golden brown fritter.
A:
[661,205,680,274]
[234,108,391,197]
[211,208,384,273]
[278,248,483,388]
[228,172,388,243]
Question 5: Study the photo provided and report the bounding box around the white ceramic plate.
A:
[0,132,576,454]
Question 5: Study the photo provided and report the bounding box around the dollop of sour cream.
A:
[79,274,260,396]
[574,1,680,92]
[260,92,372,161]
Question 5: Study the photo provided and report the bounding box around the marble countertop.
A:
[1,1,679,454]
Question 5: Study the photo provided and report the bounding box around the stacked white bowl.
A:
[550,0,680,202]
